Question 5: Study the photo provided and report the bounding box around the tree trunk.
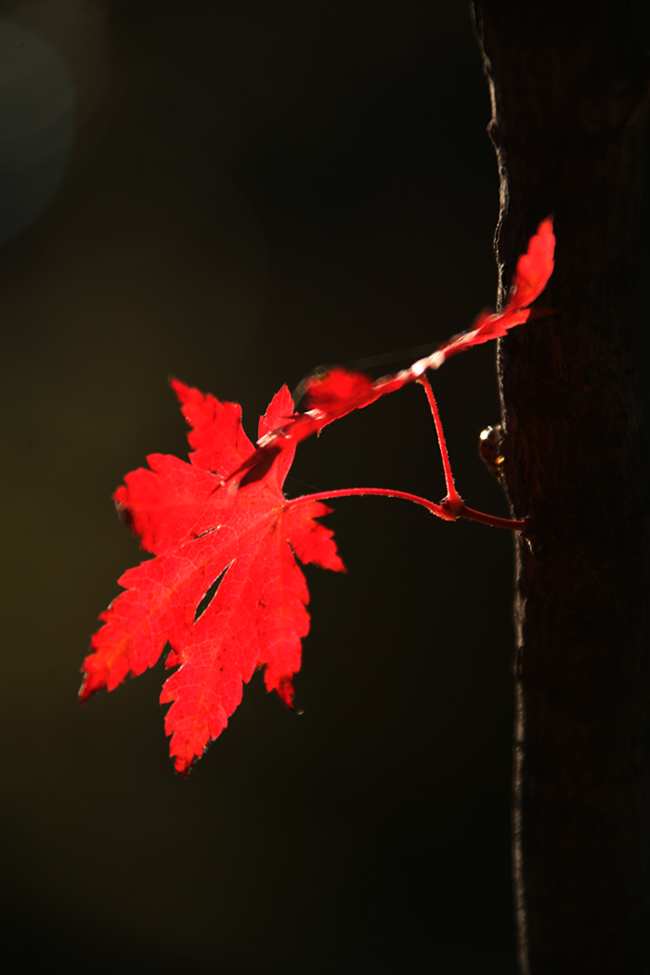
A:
[472,3,650,972]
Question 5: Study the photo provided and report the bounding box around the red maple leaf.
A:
[80,381,345,775]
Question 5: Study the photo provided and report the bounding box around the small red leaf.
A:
[304,367,378,414]
[507,216,555,311]
[435,217,555,359]
[81,381,345,774]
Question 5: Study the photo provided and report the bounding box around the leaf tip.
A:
[276,675,295,709]
[169,376,189,401]
[78,669,100,706]
[113,490,134,531]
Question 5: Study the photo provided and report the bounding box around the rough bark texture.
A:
[472,3,650,973]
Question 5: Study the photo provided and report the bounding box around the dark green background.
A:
[4,2,646,972]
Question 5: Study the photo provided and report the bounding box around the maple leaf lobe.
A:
[170,377,255,477]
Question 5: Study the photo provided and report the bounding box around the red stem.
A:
[458,504,527,532]
[289,488,526,532]
[416,374,461,507]
[290,486,446,518]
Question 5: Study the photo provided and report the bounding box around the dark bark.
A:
[472,3,650,973]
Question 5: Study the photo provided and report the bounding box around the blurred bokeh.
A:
[7,2,644,972]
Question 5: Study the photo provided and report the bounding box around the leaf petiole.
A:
[288,486,446,517]
[416,374,463,514]
[289,488,526,532]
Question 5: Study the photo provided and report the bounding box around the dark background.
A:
[2,2,647,973]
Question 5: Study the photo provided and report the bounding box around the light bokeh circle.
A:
[0,18,75,245]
